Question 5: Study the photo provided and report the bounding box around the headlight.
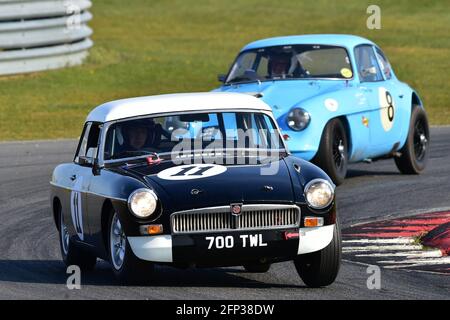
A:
[304,179,334,209]
[128,189,158,218]
[287,108,310,131]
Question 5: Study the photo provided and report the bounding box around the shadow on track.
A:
[346,168,400,178]
[0,260,305,289]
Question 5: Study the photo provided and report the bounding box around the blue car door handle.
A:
[399,94,404,99]
[70,174,77,181]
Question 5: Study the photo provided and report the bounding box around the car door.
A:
[69,122,101,243]
[354,44,401,157]
[373,46,408,146]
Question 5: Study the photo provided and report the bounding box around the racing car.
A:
[215,34,430,184]
[50,92,341,287]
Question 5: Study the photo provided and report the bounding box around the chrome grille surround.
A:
[171,204,300,234]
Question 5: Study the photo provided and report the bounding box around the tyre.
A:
[394,105,430,174]
[58,208,97,271]
[294,221,342,288]
[243,263,271,273]
[313,119,348,185]
[108,210,154,284]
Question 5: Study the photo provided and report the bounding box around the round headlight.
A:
[304,179,334,209]
[128,189,158,218]
[287,108,310,131]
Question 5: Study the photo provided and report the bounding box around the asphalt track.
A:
[0,127,449,300]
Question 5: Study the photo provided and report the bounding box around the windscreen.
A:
[103,111,285,161]
[226,44,353,84]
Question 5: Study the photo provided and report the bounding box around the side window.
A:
[354,45,384,82]
[74,122,101,165]
[375,47,392,80]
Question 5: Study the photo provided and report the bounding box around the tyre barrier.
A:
[0,0,93,76]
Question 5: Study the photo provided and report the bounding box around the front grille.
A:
[171,204,300,234]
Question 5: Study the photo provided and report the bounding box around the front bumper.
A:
[128,224,335,266]
[282,128,321,161]
[289,150,317,161]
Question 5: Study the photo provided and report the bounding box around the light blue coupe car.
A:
[215,34,429,184]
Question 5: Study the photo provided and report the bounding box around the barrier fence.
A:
[0,0,93,75]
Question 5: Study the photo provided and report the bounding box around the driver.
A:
[126,124,148,150]
[269,53,291,78]
[122,119,161,152]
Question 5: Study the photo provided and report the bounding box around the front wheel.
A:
[108,211,154,284]
[294,222,342,288]
[312,119,348,185]
[394,105,430,174]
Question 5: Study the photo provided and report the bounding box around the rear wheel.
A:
[294,221,342,288]
[243,263,271,273]
[395,105,430,174]
[58,208,96,270]
[108,210,154,284]
[313,119,348,185]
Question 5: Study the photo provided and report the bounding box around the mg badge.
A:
[230,203,242,216]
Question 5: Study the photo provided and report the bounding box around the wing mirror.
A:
[78,155,93,166]
[217,74,226,83]
[78,155,102,175]
[92,158,102,176]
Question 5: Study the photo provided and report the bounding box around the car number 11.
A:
[206,234,268,249]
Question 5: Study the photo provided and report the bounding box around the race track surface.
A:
[0,127,449,300]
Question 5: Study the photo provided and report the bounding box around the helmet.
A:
[121,118,160,148]
[268,52,292,77]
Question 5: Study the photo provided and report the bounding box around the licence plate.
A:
[205,234,267,250]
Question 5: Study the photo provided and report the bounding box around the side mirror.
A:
[217,74,226,83]
[92,158,102,176]
[78,155,93,166]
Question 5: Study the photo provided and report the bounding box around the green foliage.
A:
[0,0,448,140]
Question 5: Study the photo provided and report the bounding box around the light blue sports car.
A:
[215,34,430,184]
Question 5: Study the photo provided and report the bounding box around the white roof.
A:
[86,92,272,123]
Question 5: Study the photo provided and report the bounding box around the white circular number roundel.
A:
[157,164,227,180]
[324,98,339,112]
[379,87,395,132]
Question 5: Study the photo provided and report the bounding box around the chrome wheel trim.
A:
[110,213,126,270]
[413,119,428,162]
[338,140,345,160]
[60,211,70,255]
[332,126,346,172]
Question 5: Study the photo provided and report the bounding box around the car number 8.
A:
[206,236,234,249]
[386,91,394,122]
